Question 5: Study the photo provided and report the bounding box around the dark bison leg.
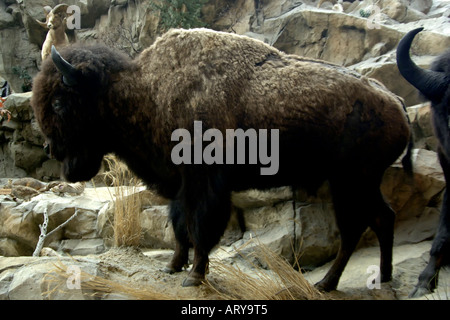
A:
[164,200,190,274]
[368,188,395,283]
[180,169,231,287]
[410,149,450,297]
[316,175,393,291]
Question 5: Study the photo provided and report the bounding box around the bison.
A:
[397,27,450,297]
[31,28,412,291]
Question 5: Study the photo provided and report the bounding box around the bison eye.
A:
[52,99,63,113]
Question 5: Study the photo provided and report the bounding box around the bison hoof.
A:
[182,275,204,287]
[314,280,337,292]
[409,286,432,298]
[162,266,178,274]
[163,263,189,274]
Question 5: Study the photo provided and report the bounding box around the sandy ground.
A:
[39,240,448,300]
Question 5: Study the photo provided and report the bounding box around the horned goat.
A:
[31,28,412,291]
[36,4,71,61]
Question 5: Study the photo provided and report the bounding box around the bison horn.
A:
[396,28,449,103]
[51,45,79,86]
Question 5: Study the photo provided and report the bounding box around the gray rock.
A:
[407,103,437,150]
[3,92,34,121]
[10,141,47,173]
[0,238,30,256]
[0,2,15,29]
[57,239,105,255]
[1,256,103,300]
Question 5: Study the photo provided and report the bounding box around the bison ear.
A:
[51,45,80,87]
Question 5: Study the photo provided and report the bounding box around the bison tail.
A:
[400,98,414,180]
[402,137,414,179]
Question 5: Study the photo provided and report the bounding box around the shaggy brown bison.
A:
[397,27,450,297]
[31,28,412,291]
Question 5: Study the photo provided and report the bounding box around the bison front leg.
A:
[164,200,190,274]
[317,175,394,292]
[409,189,449,297]
[179,171,231,287]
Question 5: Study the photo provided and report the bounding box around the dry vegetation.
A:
[43,258,174,300]
[206,240,325,300]
[103,155,143,248]
[43,240,325,300]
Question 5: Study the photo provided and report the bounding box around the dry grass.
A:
[207,239,326,300]
[103,155,143,247]
[43,259,173,300]
[41,240,325,300]
[0,188,11,195]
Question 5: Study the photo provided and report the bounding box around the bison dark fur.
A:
[31,28,412,291]
[397,28,450,297]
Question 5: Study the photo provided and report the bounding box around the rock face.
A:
[0,0,449,300]
[0,93,60,180]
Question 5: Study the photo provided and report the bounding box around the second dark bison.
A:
[397,27,450,297]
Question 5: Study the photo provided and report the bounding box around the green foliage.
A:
[150,0,208,32]
[359,8,372,18]
[12,66,32,92]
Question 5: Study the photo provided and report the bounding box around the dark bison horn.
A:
[51,45,79,86]
[396,28,448,103]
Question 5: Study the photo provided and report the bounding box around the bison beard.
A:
[31,28,413,291]
[63,153,103,183]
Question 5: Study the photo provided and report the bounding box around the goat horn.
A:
[396,28,448,103]
[36,6,52,28]
[36,19,48,28]
[51,45,79,86]
[52,4,69,14]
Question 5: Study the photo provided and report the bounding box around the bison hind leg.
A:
[164,200,191,274]
[368,190,396,283]
[316,175,394,292]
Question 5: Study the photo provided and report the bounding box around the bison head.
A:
[396,28,450,105]
[31,44,129,182]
